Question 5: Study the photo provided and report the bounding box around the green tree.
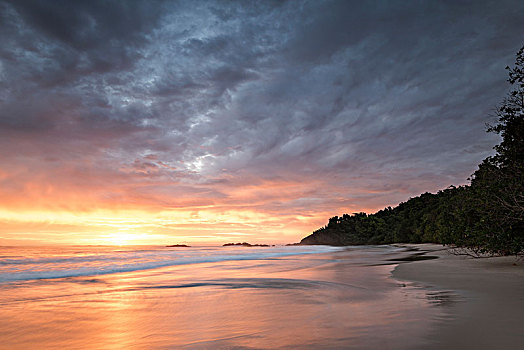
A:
[468,46,524,255]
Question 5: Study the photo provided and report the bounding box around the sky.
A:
[0,0,523,245]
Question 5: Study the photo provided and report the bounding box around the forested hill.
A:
[301,45,524,256]
[300,186,468,246]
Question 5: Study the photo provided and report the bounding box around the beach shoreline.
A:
[392,244,524,349]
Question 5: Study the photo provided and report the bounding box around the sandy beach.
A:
[2,244,523,349]
[392,244,524,349]
[0,245,456,349]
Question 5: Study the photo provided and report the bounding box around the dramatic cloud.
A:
[0,0,523,244]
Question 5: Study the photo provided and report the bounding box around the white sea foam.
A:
[0,245,343,283]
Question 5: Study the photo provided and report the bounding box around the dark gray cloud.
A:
[1,0,523,216]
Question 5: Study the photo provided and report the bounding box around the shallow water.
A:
[0,245,452,349]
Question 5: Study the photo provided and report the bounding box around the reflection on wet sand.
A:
[0,247,454,349]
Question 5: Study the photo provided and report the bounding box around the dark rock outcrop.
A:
[300,231,347,246]
[223,242,271,247]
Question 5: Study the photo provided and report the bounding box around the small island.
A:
[165,244,191,247]
[223,242,271,247]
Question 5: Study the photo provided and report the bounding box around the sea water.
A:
[0,245,453,349]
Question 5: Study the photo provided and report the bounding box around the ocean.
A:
[0,245,453,349]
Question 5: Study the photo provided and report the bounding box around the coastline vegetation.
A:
[301,46,524,256]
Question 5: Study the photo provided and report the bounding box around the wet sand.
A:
[392,244,524,349]
[0,245,449,349]
[3,244,522,349]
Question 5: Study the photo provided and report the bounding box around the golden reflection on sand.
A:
[0,250,447,349]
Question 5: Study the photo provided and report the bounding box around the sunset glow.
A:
[0,164,406,245]
[1,2,523,349]
[1,0,520,246]
[0,207,331,245]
